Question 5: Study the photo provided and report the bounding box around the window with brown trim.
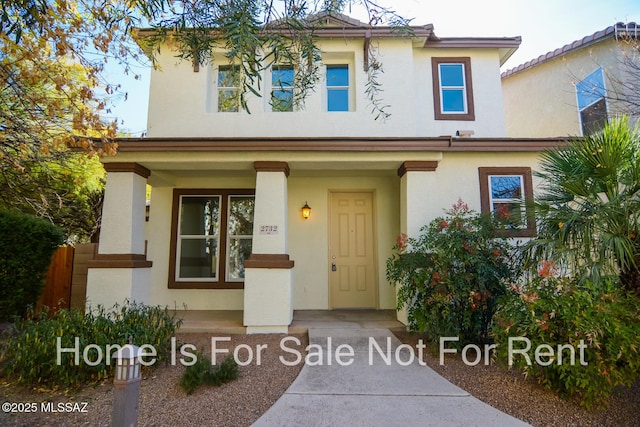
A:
[169,189,255,289]
[478,167,536,237]
[431,57,475,121]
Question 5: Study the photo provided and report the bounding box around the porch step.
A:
[172,309,406,335]
[173,310,246,334]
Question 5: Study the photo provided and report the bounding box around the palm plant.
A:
[523,116,640,294]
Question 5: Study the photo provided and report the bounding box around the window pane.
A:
[493,202,524,228]
[580,97,608,135]
[577,68,605,110]
[180,197,220,236]
[440,64,464,87]
[218,66,240,88]
[218,90,239,112]
[272,89,293,112]
[328,89,349,111]
[179,238,218,278]
[227,238,252,280]
[272,66,294,87]
[490,176,522,200]
[228,196,254,235]
[327,65,349,87]
[441,89,465,113]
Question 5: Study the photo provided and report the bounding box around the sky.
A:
[109,0,640,135]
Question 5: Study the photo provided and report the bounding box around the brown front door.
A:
[329,192,376,308]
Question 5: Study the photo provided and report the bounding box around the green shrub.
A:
[386,200,516,346]
[0,209,64,321]
[180,352,238,395]
[1,302,181,388]
[491,266,640,408]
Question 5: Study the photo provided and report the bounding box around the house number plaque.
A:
[259,225,279,235]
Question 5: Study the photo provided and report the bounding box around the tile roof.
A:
[502,22,639,78]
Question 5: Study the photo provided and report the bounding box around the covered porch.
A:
[85,137,560,333]
[86,140,450,333]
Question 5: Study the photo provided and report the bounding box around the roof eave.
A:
[423,37,522,65]
[501,22,639,78]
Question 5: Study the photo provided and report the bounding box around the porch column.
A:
[86,163,152,310]
[243,161,294,334]
[397,161,440,324]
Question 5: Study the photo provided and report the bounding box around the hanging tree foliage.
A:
[1,1,409,238]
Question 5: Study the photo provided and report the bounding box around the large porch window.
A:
[169,189,255,289]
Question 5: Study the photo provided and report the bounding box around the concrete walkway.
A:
[252,328,530,427]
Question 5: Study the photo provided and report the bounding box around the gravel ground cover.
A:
[392,329,640,427]
[0,333,307,427]
[2,329,639,427]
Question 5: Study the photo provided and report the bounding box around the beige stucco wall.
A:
[502,38,629,137]
[288,173,400,310]
[146,39,507,138]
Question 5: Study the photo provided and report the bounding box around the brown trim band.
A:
[88,254,153,269]
[103,162,151,178]
[397,161,439,177]
[244,254,295,269]
[109,137,568,153]
[425,37,522,49]
[254,161,290,177]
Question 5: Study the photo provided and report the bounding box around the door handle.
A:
[331,262,337,272]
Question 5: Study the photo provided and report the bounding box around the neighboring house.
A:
[86,13,564,333]
[502,22,640,137]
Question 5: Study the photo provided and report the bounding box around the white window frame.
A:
[225,195,254,282]
[270,65,294,112]
[217,65,241,112]
[478,167,536,238]
[326,64,351,112]
[488,174,525,220]
[176,195,222,282]
[438,63,468,114]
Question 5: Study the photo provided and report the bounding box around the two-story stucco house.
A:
[502,22,640,137]
[86,13,564,333]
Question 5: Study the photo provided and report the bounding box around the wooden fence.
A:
[38,243,97,314]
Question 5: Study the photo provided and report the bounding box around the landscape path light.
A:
[111,343,150,427]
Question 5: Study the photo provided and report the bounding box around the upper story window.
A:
[576,67,607,135]
[327,65,349,111]
[218,65,241,112]
[169,189,255,289]
[432,57,475,121]
[271,65,294,112]
[478,167,536,237]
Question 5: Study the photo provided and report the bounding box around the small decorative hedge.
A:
[1,302,182,389]
[492,268,640,409]
[0,209,64,321]
[180,351,239,395]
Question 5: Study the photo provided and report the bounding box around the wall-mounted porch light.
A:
[301,201,311,220]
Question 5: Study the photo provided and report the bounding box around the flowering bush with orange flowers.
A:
[491,265,640,408]
[386,199,516,347]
